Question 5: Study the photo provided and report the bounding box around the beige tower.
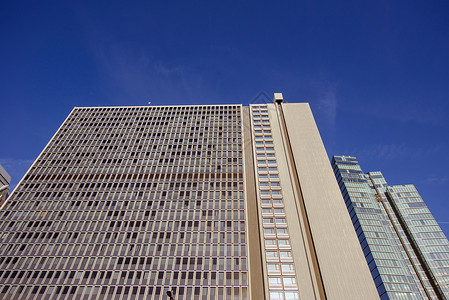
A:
[244,94,378,299]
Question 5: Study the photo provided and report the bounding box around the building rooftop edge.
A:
[72,102,311,109]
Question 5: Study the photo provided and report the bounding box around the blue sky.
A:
[1,1,449,235]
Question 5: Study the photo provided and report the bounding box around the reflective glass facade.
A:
[332,155,449,299]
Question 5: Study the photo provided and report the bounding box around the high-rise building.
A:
[332,155,449,299]
[0,164,11,206]
[0,94,378,299]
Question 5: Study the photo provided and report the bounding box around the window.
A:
[285,292,299,300]
[281,264,294,273]
[278,239,290,246]
[280,251,292,258]
[267,263,280,271]
[266,251,278,258]
[277,228,288,235]
[270,291,283,300]
[268,277,282,286]
[283,277,297,286]
[265,239,276,246]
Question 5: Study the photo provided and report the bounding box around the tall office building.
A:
[332,155,449,299]
[0,164,11,206]
[0,94,378,299]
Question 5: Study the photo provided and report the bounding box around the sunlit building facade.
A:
[332,155,449,299]
[0,164,11,206]
[0,95,378,299]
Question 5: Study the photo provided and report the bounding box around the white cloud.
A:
[354,143,440,160]
[421,175,449,185]
[367,99,445,125]
[88,39,219,106]
[315,88,338,128]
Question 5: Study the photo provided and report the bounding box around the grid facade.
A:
[0,98,383,300]
[250,105,299,300]
[332,155,449,299]
[0,105,249,299]
[386,185,449,295]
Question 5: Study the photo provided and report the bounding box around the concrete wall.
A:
[280,103,378,299]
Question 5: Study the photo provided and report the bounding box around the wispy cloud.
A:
[89,39,220,106]
[421,175,449,185]
[248,91,272,105]
[355,143,440,160]
[315,88,338,128]
[365,99,445,125]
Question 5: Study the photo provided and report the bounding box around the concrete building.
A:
[0,164,11,206]
[0,95,377,299]
[332,155,449,299]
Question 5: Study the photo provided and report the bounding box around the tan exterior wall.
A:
[280,103,378,299]
[266,103,320,299]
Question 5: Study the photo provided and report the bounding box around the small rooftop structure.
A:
[273,92,283,103]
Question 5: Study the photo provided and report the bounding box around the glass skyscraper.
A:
[332,155,449,299]
[0,95,378,299]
